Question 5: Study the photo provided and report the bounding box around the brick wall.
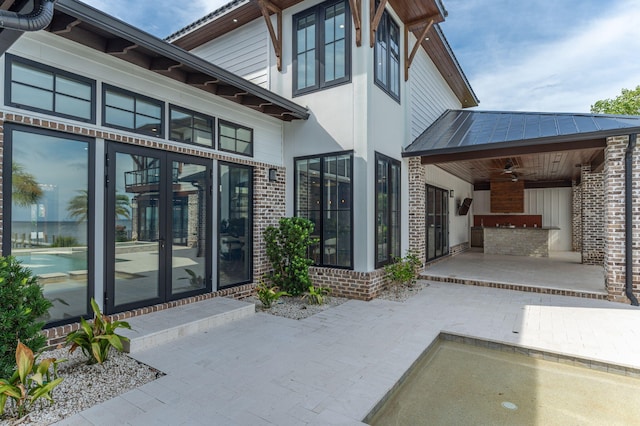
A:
[408,157,426,264]
[572,181,582,252]
[604,136,640,303]
[309,267,386,301]
[581,164,604,265]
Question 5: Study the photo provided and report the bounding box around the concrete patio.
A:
[56,281,639,425]
[421,249,606,298]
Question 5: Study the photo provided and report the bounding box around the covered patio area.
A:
[421,249,606,299]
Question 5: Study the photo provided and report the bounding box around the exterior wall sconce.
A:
[268,168,277,182]
[449,190,454,198]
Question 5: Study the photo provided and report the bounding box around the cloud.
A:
[446,0,640,112]
[82,0,230,38]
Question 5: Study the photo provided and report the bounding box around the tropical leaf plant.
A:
[65,299,131,365]
[0,341,64,418]
[302,285,331,305]
[256,278,289,309]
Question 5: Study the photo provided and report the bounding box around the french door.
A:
[426,184,449,262]
[105,143,212,314]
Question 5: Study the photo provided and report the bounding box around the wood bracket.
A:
[348,0,362,47]
[257,0,282,71]
[404,17,434,81]
[369,0,388,48]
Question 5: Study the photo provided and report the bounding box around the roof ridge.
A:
[165,0,247,42]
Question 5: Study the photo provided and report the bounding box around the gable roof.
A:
[0,0,309,121]
[167,0,479,108]
[404,109,640,159]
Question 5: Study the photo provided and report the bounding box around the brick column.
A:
[252,165,286,280]
[408,157,425,264]
[581,164,604,265]
[572,180,582,252]
[604,136,640,303]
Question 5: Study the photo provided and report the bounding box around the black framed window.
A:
[218,120,253,156]
[3,124,94,327]
[5,54,95,123]
[295,152,353,268]
[375,153,401,268]
[103,85,163,138]
[293,0,350,96]
[218,162,253,288]
[426,184,449,262]
[169,105,214,147]
[374,3,400,101]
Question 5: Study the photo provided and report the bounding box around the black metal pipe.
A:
[0,0,55,32]
[625,133,639,306]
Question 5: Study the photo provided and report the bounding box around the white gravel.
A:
[375,280,431,302]
[0,348,162,426]
[243,294,348,320]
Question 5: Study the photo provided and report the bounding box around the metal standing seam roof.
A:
[403,109,640,158]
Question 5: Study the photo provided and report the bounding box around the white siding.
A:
[425,166,474,248]
[408,34,461,140]
[473,188,573,251]
[6,32,283,166]
[191,18,269,88]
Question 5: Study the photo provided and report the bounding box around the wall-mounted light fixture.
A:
[268,168,277,182]
[449,190,454,198]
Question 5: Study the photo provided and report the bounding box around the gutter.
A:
[625,133,639,306]
[0,0,55,31]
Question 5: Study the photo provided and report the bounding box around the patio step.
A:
[120,297,255,353]
[420,274,608,300]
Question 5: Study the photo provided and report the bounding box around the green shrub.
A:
[0,256,52,378]
[384,252,423,292]
[66,299,131,365]
[0,341,64,418]
[264,217,318,296]
[256,278,289,309]
[302,285,331,305]
[51,236,78,247]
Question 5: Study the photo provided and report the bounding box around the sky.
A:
[82,0,640,113]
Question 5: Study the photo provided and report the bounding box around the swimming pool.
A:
[16,252,87,276]
[366,334,640,425]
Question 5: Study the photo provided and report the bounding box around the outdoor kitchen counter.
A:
[483,226,559,257]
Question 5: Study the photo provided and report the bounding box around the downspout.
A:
[625,133,639,306]
[0,0,55,32]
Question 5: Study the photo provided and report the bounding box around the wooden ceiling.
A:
[435,147,604,188]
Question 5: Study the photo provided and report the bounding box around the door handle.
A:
[159,238,165,249]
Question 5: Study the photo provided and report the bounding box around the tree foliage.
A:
[590,85,640,115]
[11,162,42,207]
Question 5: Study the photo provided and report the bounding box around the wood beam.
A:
[348,0,362,47]
[369,0,388,48]
[149,57,182,72]
[48,15,81,34]
[215,84,249,98]
[186,73,219,86]
[257,0,282,71]
[106,39,138,55]
[405,18,434,81]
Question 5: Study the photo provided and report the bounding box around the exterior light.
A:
[268,168,277,182]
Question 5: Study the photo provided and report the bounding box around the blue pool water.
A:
[16,253,87,275]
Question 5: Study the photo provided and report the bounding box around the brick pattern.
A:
[604,136,640,303]
[408,158,426,264]
[581,164,605,265]
[572,181,582,252]
[449,242,469,256]
[484,228,550,257]
[309,267,386,301]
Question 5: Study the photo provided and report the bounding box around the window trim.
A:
[102,84,164,138]
[168,104,215,148]
[294,150,354,269]
[373,5,401,102]
[292,0,352,97]
[218,119,254,157]
[217,161,254,289]
[2,123,95,328]
[374,152,401,269]
[5,54,97,123]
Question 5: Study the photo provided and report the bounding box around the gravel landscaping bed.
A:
[0,348,162,426]
[243,294,348,320]
[375,280,430,302]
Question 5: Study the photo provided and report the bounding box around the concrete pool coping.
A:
[56,281,640,425]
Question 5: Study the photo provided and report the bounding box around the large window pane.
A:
[374,5,400,101]
[218,121,253,156]
[375,153,401,268]
[295,153,352,268]
[9,129,90,323]
[219,163,252,288]
[103,86,163,137]
[11,84,53,111]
